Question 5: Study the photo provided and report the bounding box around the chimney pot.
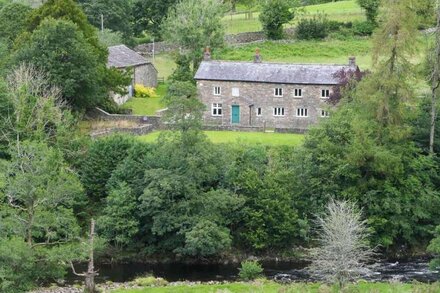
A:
[254,48,262,63]
[349,56,356,67]
[204,46,211,61]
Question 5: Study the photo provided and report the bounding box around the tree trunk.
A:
[430,1,440,154]
[84,219,97,293]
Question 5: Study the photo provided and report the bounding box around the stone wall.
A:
[196,80,333,131]
[88,107,162,129]
[91,124,155,139]
[134,28,296,56]
[134,64,158,88]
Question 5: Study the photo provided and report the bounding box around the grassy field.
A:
[218,38,373,69]
[139,131,304,146]
[122,84,167,115]
[113,281,440,293]
[223,0,364,34]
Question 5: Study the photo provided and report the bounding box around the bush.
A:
[238,260,264,281]
[296,15,329,40]
[351,21,375,36]
[131,276,168,287]
[135,84,158,98]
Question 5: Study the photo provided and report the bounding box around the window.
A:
[212,103,223,116]
[321,110,330,117]
[296,108,308,117]
[294,88,302,97]
[321,89,330,98]
[274,88,283,97]
[256,107,262,116]
[232,88,240,97]
[213,86,221,95]
[273,107,285,116]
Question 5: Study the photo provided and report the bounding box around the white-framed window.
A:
[213,86,221,95]
[232,88,240,97]
[274,88,283,97]
[296,108,308,117]
[321,89,330,98]
[212,103,223,116]
[273,107,285,116]
[256,107,262,116]
[321,110,330,117]
[294,88,302,97]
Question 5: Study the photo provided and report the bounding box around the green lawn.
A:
[139,131,304,146]
[152,55,176,80]
[223,0,364,34]
[122,84,167,115]
[112,281,440,293]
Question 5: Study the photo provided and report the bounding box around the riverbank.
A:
[32,280,440,293]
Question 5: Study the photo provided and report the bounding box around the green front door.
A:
[231,105,240,124]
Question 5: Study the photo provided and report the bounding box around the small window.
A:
[296,108,308,117]
[321,110,330,117]
[256,107,262,116]
[232,88,240,97]
[212,103,223,116]
[274,88,283,97]
[294,88,302,97]
[321,89,330,98]
[273,107,285,116]
[213,86,221,95]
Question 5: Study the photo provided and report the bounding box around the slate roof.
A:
[194,61,357,85]
[108,45,150,68]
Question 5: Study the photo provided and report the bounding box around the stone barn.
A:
[195,49,360,132]
[108,44,158,104]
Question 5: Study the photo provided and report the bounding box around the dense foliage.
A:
[259,0,296,40]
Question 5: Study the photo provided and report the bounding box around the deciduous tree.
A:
[259,0,297,40]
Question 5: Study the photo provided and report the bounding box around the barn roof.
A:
[108,44,150,68]
[194,60,358,85]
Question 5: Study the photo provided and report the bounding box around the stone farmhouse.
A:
[108,44,158,104]
[194,49,359,131]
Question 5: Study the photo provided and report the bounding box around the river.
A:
[66,259,440,284]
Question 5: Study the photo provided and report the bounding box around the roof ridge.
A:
[204,60,348,67]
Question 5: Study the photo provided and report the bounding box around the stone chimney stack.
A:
[203,47,211,61]
[349,56,356,67]
[254,48,262,63]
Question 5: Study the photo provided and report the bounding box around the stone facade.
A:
[196,80,333,130]
[134,63,158,88]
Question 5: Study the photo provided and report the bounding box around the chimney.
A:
[254,48,262,63]
[203,46,211,61]
[349,56,356,67]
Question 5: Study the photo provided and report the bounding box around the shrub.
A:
[296,14,329,40]
[131,276,168,287]
[238,260,263,281]
[135,84,158,98]
[351,21,375,36]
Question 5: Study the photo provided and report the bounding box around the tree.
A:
[0,3,32,47]
[162,81,206,134]
[162,0,225,71]
[98,28,124,47]
[132,0,178,38]
[428,2,440,154]
[308,199,375,288]
[78,0,133,39]
[26,0,104,59]
[259,0,296,40]
[0,142,85,291]
[357,0,380,25]
[79,134,135,212]
[15,19,107,109]
[0,64,81,160]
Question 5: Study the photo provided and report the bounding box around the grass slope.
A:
[113,281,440,293]
[223,0,364,34]
[217,38,372,69]
[139,131,304,146]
